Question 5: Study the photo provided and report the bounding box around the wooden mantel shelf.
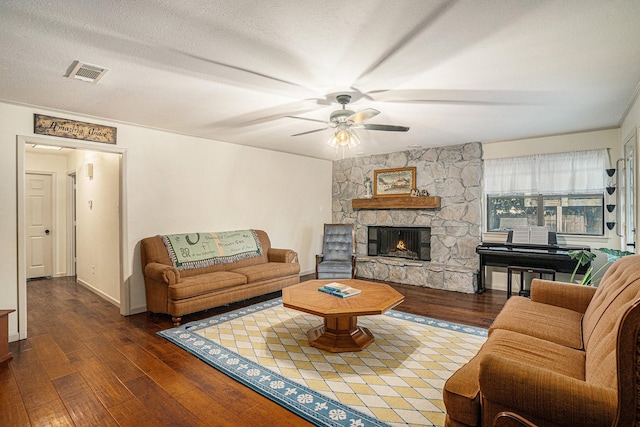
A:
[351,196,441,210]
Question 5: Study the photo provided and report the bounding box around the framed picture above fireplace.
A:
[373,167,416,197]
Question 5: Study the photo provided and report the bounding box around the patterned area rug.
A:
[159,298,486,427]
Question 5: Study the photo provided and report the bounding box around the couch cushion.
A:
[168,271,247,300]
[583,254,640,347]
[444,329,585,427]
[488,296,585,349]
[582,254,640,389]
[230,262,300,283]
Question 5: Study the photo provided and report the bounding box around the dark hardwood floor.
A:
[3,276,505,426]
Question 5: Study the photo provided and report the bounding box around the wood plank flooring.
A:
[3,276,505,426]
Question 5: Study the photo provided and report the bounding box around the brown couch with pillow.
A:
[141,229,300,326]
[443,253,640,427]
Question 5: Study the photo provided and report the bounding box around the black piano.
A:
[476,231,590,293]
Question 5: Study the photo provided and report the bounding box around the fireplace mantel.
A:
[351,196,441,210]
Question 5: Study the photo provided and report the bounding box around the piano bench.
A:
[507,266,556,298]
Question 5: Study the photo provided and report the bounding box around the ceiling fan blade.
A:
[173,50,311,93]
[366,89,551,105]
[291,127,330,137]
[348,108,380,124]
[356,1,455,81]
[286,115,329,124]
[362,124,410,132]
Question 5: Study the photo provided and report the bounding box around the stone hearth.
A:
[332,142,482,293]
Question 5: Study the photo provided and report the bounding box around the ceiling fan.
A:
[288,94,409,148]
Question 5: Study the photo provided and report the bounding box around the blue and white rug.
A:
[158,298,487,427]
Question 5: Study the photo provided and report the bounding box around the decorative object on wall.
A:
[605,165,619,233]
[34,114,117,144]
[373,167,416,197]
[363,177,374,199]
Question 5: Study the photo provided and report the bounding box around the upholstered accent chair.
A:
[315,223,356,280]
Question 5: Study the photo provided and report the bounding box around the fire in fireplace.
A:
[367,226,431,261]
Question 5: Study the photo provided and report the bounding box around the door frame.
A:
[17,135,128,340]
[67,172,77,277]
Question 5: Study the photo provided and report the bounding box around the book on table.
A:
[318,282,361,298]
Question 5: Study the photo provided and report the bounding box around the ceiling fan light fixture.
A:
[327,129,360,148]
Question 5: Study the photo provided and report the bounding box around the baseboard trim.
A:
[76,279,120,308]
[129,305,148,315]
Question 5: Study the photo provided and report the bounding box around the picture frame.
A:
[373,167,416,197]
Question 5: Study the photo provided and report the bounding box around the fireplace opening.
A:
[367,226,431,261]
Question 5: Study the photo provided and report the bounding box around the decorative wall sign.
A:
[34,114,117,144]
[374,167,416,197]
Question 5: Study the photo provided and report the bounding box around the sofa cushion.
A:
[583,254,640,348]
[443,329,585,427]
[230,262,300,283]
[168,271,247,300]
[488,296,585,349]
[582,254,640,389]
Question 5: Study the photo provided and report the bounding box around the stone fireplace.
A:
[368,226,431,261]
[332,142,482,293]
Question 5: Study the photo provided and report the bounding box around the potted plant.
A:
[568,248,634,286]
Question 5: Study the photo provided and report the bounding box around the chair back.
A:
[322,224,354,261]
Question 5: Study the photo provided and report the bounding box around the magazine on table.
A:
[318,282,361,298]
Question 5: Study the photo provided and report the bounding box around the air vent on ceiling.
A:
[68,61,109,83]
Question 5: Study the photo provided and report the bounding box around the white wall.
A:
[482,128,622,290]
[1,101,333,341]
[71,150,121,304]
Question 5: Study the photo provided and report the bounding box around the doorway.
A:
[17,135,128,341]
[623,132,637,252]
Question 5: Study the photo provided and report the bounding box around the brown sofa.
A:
[443,254,640,427]
[141,230,300,325]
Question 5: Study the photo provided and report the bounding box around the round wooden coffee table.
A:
[282,279,404,352]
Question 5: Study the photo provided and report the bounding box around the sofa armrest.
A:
[268,248,298,264]
[479,354,616,427]
[494,412,539,427]
[144,262,180,285]
[530,279,596,313]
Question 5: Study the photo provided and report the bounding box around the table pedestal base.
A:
[307,316,374,352]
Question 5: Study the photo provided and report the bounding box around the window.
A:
[487,194,604,235]
[485,150,606,236]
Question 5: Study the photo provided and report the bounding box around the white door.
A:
[26,173,53,279]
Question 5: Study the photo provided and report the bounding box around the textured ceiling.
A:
[2,0,640,160]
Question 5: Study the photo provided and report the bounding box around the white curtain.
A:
[485,149,606,195]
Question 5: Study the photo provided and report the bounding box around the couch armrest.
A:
[144,262,180,285]
[268,248,298,264]
[530,279,596,313]
[494,412,539,427]
[479,354,616,427]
